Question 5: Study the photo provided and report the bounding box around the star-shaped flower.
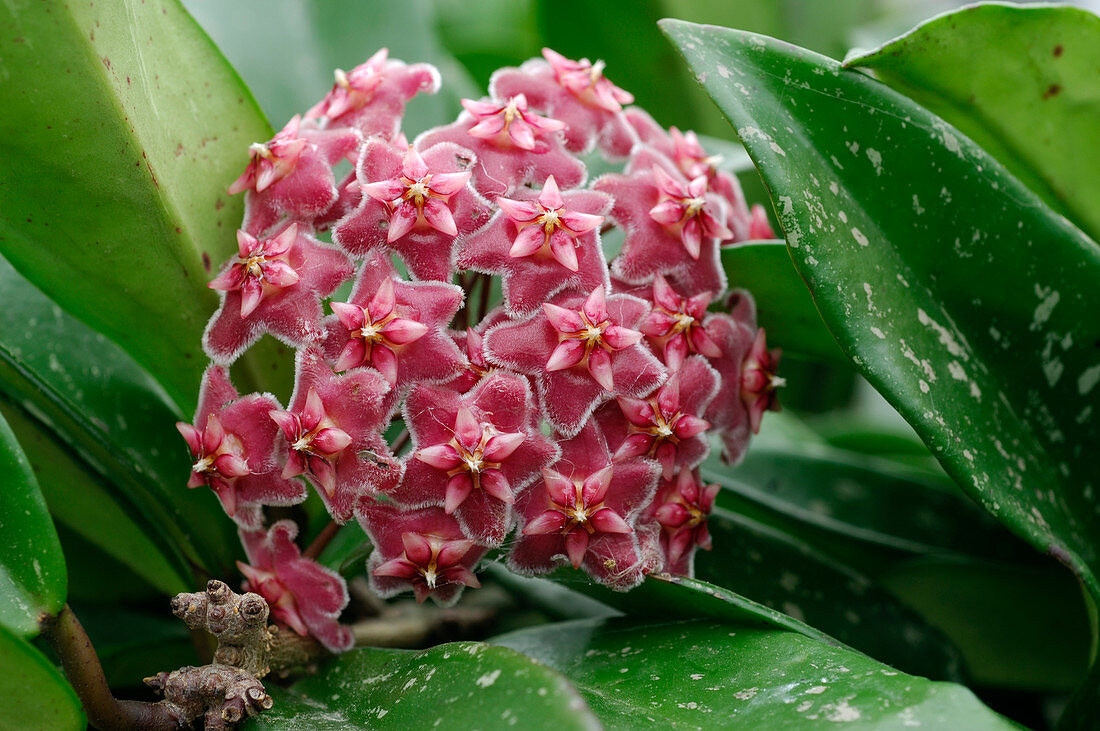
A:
[270,348,400,522]
[306,48,441,140]
[321,253,467,391]
[391,373,558,545]
[741,328,783,434]
[176,367,305,528]
[484,287,665,436]
[238,520,353,652]
[461,94,566,150]
[597,356,717,480]
[457,176,612,316]
[594,146,727,295]
[203,224,354,364]
[638,274,722,370]
[490,50,636,157]
[333,140,492,282]
[701,291,761,465]
[509,423,659,590]
[415,106,585,198]
[649,166,733,259]
[641,469,719,576]
[361,503,487,605]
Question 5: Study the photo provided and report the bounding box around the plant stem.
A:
[390,427,410,455]
[303,520,340,561]
[476,273,492,322]
[41,605,179,730]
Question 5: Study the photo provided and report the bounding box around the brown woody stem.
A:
[41,605,181,730]
[303,520,340,561]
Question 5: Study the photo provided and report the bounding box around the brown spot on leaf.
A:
[215,199,225,210]
[1053,45,1064,57]
[202,252,212,271]
[1043,84,1062,100]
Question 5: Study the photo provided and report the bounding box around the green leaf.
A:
[696,507,963,681]
[0,409,66,637]
[244,641,599,730]
[663,21,1100,597]
[721,240,844,364]
[0,255,240,582]
[0,0,272,409]
[492,618,1016,729]
[848,3,1100,245]
[0,623,83,730]
[0,403,189,596]
[183,0,480,135]
[879,558,1090,691]
[72,605,196,688]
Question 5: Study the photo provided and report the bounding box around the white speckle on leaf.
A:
[851,227,868,247]
[871,327,886,339]
[1030,285,1060,331]
[717,63,730,78]
[823,698,862,722]
[1078,365,1100,395]
[734,688,759,700]
[865,148,882,175]
[806,686,827,695]
[912,195,925,215]
[476,670,501,688]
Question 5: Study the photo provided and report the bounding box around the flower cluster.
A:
[179,48,781,652]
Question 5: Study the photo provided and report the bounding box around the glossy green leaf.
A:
[0,0,274,409]
[664,21,1100,597]
[880,558,1089,691]
[183,0,480,136]
[0,623,83,730]
[0,403,189,596]
[0,255,240,582]
[245,641,599,730]
[0,409,66,636]
[696,508,963,681]
[72,605,196,688]
[721,240,844,364]
[848,3,1100,245]
[492,618,1016,729]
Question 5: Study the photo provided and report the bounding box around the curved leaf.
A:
[0,409,66,636]
[663,20,1100,597]
[0,403,189,596]
[245,641,599,730]
[0,255,240,582]
[0,0,272,409]
[0,623,83,730]
[722,240,844,364]
[696,507,963,681]
[848,3,1100,245]
[492,618,1016,729]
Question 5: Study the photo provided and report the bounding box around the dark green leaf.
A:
[492,618,1016,729]
[721,240,844,364]
[848,4,1100,244]
[663,20,1100,597]
[72,605,196,688]
[0,623,83,730]
[696,507,963,681]
[0,409,66,636]
[0,0,274,409]
[0,255,240,582]
[245,641,599,730]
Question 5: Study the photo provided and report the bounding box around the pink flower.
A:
[322,253,466,391]
[238,520,353,652]
[741,328,783,434]
[307,49,441,140]
[600,356,717,480]
[228,119,309,196]
[644,469,719,575]
[457,176,612,316]
[484,287,665,436]
[333,140,492,282]
[203,224,354,364]
[176,367,305,528]
[270,348,400,522]
[648,165,733,259]
[747,204,775,240]
[489,51,636,157]
[461,94,566,151]
[509,423,659,590]
[702,292,761,464]
[593,146,726,294]
[361,503,487,605]
[391,373,558,545]
[638,274,722,370]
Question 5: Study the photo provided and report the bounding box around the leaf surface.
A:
[0,623,83,730]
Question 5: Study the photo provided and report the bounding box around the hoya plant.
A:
[0,1,1097,729]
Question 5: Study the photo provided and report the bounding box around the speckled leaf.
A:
[492,618,1016,729]
[0,624,83,730]
[722,240,844,364]
[696,508,964,681]
[848,3,1100,244]
[0,0,271,409]
[0,255,239,583]
[0,409,66,637]
[664,20,1100,597]
[244,641,599,730]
